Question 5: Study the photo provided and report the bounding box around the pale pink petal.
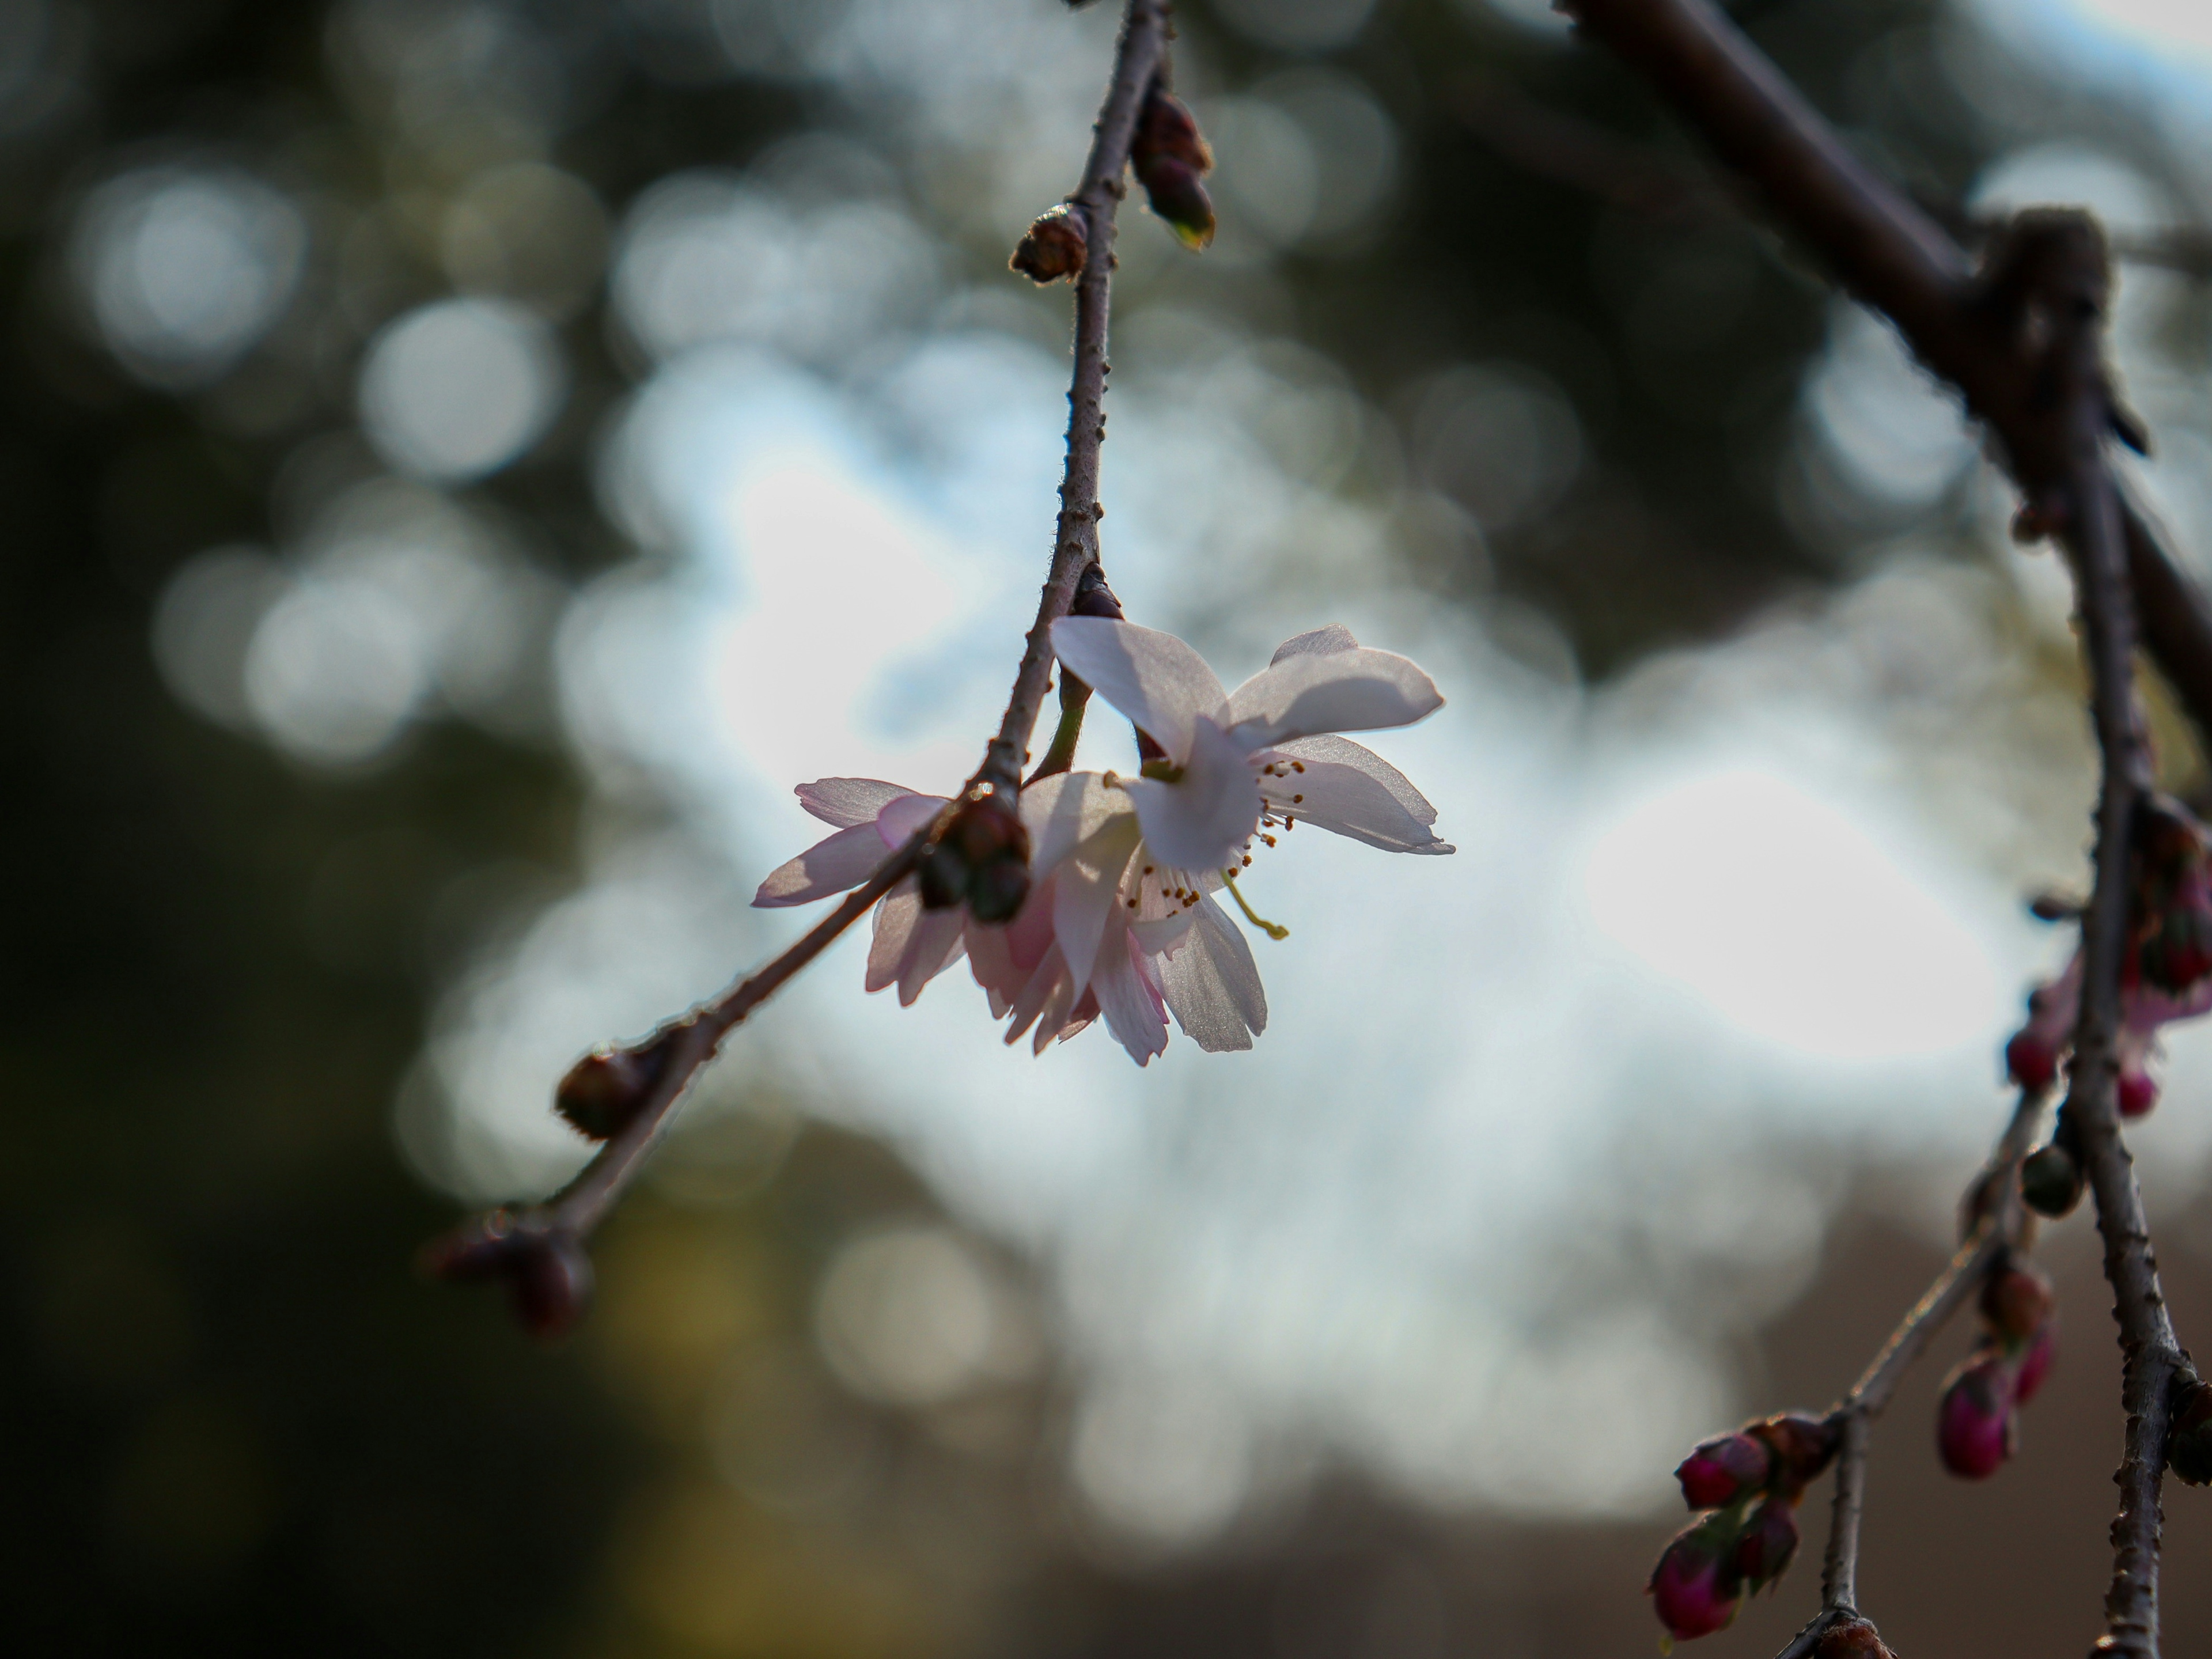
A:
[1268,624,1359,663]
[1160,895,1267,1052]
[1091,927,1169,1066]
[1004,945,1070,1045]
[753,823,892,907]
[1022,771,1134,874]
[1256,739,1452,855]
[1121,715,1264,874]
[876,791,947,848]
[1225,645,1442,746]
[965,915,1020,1014]
[797,778,919,828]
[1052,813,1142,990]
[897,907,966,1006]
[865,878,922,994]
[1029,963,1081,1055]
[1050,618,1229,766]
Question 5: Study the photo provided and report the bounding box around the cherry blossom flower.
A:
[1048,618,1453,878]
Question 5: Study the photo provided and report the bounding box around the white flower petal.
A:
[897,906,966,1006]
[1225,646,1442,746]
[1090,928,1169,1066]
[1052,815,1142,990]
[1161,894,1267,1051]
[1259,737,1453,855]
[1022,770,1134,873]
[865,878,922,994]
[1122,716,1264,874]
[1268,624,1359,664]
[1050,618,1228,764]
[796,777,919,829]
[876,791,946,847]
[753,822,889,907]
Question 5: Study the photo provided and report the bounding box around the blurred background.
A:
[17,0,2212,1652]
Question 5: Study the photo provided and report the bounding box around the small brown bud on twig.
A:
[2020,1140,2084,1217]
[1749,1410,1839,1492]
[1982,1262,2055,1343]
[555,1033,674,1141]
[1815,1618,1896,1659]
[422,1211,595,1340]
[1011,203,1088,283]
[1131,84,1215,250]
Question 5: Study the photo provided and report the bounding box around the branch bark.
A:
[427,0,1174,1330]
[1557,4,2195,1650]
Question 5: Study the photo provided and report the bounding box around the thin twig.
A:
[426,0,1174,1325]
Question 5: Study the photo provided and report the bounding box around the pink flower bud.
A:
[1676,1432,1771,1510]
[1937,1353,2016,1479]
[1649,1526,1741,1642]
[1730,1499,1799,1590]
[2118,1065,2160,1119]
[2012,1320,2056,1406]
[2006,1027,2061,1092]
[1981,1263,2055,1344]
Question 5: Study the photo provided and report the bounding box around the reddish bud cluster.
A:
[1010,203,1087,283]
[1937,1259,2056,1479]
[1650,1412,1838,1642]
[1131,84,1215,250]
[918,786,1032,923]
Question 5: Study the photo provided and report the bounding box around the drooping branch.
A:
[1559,3,2196,1650]
[426,0,1174,1334]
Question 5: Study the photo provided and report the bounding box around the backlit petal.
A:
[1268,624,1359,664]
[865,878,922,994]
[1225,645,1442,745]
[1161,894,1267,1051]
[1053,814,1142,989]
[1091,927,1169,1066]
[796,778,919,829]
[1022,770,1134,874]
[753,822,889,907]
[1050,618,1228,764]
[1258,736,1453,854]
[897,907,966,1006]
[876,791,946,848]
[1122,716,1263,873]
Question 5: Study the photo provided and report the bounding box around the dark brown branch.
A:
[979,0,1170,796]
[1563,0,2212,749]
[427,0,1174,1332]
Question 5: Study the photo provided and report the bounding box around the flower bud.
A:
[2166,1380,2212,1486]
[555,1036,671,1141]
[936,789,1032,923]
[2118,1065,2160,1119]
[1676,1432,1771,1510]
[1937,1352,2016,1479]
[1815,1617,1896,1659]
[1136,154,1215,250]
[1750,1411,1839,1493]
[1982,1263,2055,1344]
[2020,1142,2084,1218]
[1649,1524,1741,1642]
[1133,88,1213,175]
[2013,1320,2056,1406]
[422,1212,595,1341]
[1010,203,1086,283]
[2006,1027,2061,1092]
[1730,1499,1798,1590]
[2140,904,2212,993]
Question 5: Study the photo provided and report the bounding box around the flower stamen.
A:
[1221,869,1289,940]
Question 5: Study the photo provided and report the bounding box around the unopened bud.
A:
[1137,154,1215,250]
[1816,1617,1897,1659]
[1133,88,1213,174]
[2118,1065,2160,1119]
[1010,203,1086,283]
[423,1211,595,1340]
[1937,1351,2016,1479]
[2021,1142,2084,1217]
[2013,1320,2056,1406]
[555,1036,671,1141]
[1730,1499,1798,1590]
[1648,1523,1741,1643]
[2005,1027,2061,1093]
[1982,1262,2055,1344]
[1749,1411,1839,1493]
[1675,1432,1771,1510]
[2166,1380,2212,1486]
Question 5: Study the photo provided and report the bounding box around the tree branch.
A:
[1563,0,2212,749]
[426,0,1175,1333]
